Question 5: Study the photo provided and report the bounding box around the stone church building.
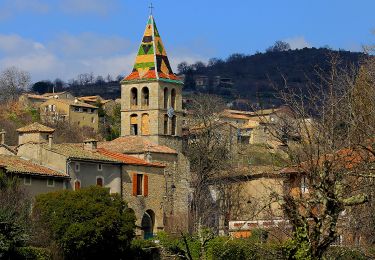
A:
[102,14,191,234]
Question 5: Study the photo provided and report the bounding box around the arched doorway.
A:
[141,209,155,239]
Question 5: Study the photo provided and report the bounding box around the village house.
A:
[0,154,69,198]
[40,98,99,131]
[0,122,170,238]
[19,91,74,108]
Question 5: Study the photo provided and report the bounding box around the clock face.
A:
[167,107,175,118]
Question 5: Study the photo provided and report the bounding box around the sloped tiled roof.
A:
[42,143,121,163]
[98,136,177,155]
[123,15,182,84]
[97,148,165,168]
[47,99,98,109]
[0,155,68,178]
[17,122,55,133]
[42,91,68,97]
[24,94,49,100]
[0,144,16,154]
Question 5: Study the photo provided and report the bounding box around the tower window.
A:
[130,87,138,107]
[141,113,150,135]
[136,174,143,195]
[141,87,150,107]
[163,88,168,109]
[171,115,177,136]
[130,114,138,135]
[171,88,176,109]
[164,114,168,135]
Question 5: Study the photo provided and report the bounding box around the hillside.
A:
[179,48,366,108]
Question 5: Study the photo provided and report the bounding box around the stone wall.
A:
[122,164,165,236]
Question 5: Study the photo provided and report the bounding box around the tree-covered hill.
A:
[179,47,366,108]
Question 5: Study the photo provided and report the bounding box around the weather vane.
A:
[149,2,154,15]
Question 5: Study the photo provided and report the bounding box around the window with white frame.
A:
[75,162,80,172]
[24,176,31,185]
[301,175,308,193]
[47,179,55,187]
[97,164,102,171]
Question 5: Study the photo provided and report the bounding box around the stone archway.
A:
[141,209,155,239]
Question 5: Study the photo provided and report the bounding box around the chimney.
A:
[48,134,53,148]
[0,130,5,145]
[83,139,97,151]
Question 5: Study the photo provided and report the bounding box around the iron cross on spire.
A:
[149,3,154,15]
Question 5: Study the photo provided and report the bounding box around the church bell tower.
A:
[120,15,184,148]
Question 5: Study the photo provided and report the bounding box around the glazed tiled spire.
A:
[123,15,181,83]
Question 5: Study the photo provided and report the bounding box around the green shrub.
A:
[33,186,136,260]
[323,246,367,260]
[13,247,51,260]
[130,239,160,260]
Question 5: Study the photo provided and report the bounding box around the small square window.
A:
[75,163,80,172]
[96,177,104,187]
[98,164,102,171]
[24,176,31,185]
[47,179,55,187]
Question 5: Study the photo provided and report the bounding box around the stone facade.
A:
[120,81,183,141]
[40,99,99,131]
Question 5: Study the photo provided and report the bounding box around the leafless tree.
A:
[262,53,375,258]
[185,94,235,232]
[0,67,31,102]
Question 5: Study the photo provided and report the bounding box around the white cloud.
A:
[0,0,49,19]
[284,36,311,50]
[50,33,131,58]
[0,32,208,82]
[0,33,135,81]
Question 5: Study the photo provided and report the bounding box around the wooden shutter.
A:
[144,175,149,197]
[132,173,137,196]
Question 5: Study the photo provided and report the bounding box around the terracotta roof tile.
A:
[43,143,121,163]
[98,136,177,154]
[17,122,55,133]
[50,99,98,109]
[0,155,68,178]
[97,148,165,168]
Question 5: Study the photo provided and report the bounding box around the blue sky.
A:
[0,0,374,82]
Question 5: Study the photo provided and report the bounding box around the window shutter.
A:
[132,173,137,196]
[144,175,149,197]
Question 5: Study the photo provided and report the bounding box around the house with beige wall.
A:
[40,98,99,131]
[0,122,173,238]
[0,154,69,198]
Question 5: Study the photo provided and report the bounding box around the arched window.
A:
[171,89,176,109]
[171,115,177,136]
[141,87,149,107]
[74,180,81,190]
[130,114,138,135]
[163,88,168,109]
[130,88,138,107]
[141,113,150,135]
[164,114,168,135]
[96,177,104,187]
